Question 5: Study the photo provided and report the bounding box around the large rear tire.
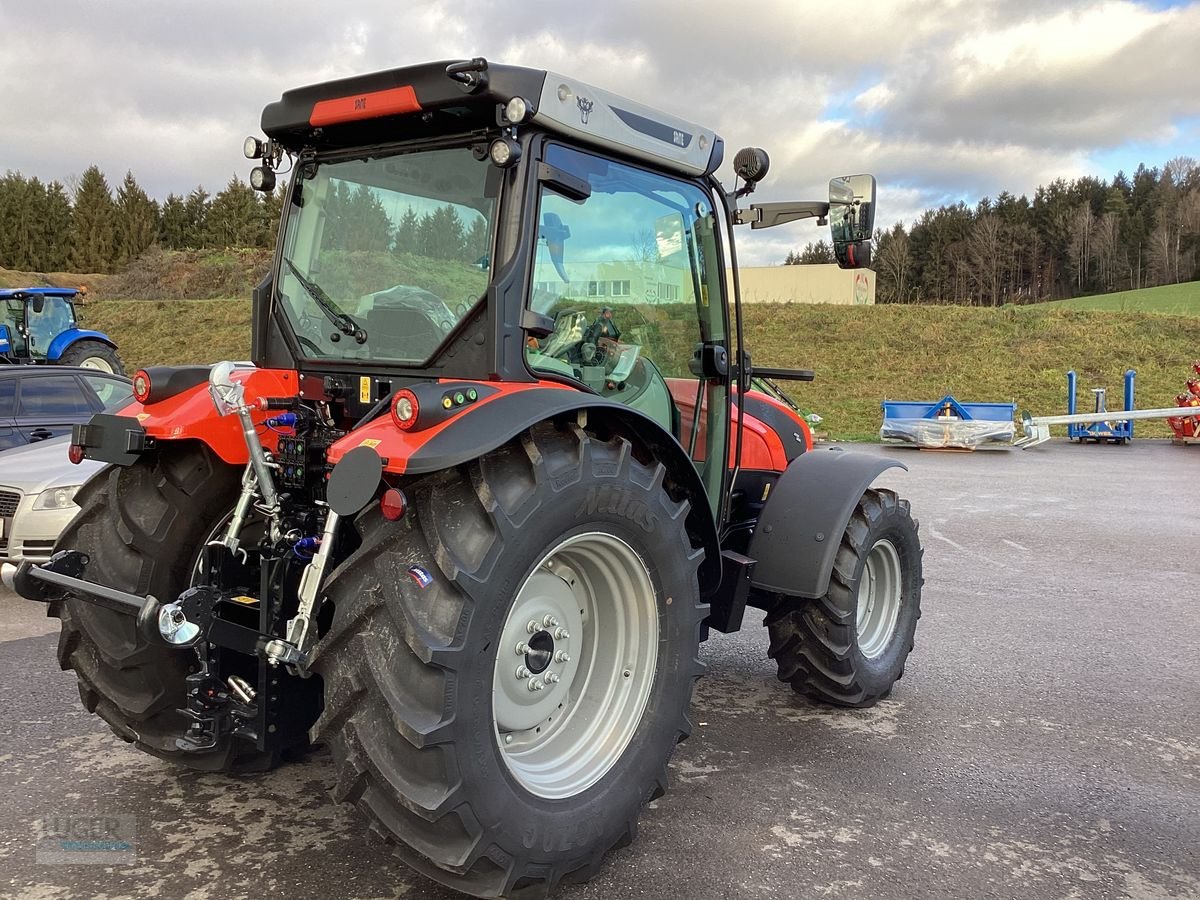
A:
[312,423,706,898]
[49,442,281,771]
[57,339,124,375]
[765,488,922,708]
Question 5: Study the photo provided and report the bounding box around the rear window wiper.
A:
[282,258,367,344]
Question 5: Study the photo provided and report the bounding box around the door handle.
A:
[29,428,54,441]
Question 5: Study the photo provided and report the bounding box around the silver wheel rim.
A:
[856,539,902,659]
[78,357,114,373]
[493,531,658,800]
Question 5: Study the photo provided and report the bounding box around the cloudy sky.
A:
[2,0,1197,265]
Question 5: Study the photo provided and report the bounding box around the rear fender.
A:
[46,329,117,361]
[747,447,906,599]
[330,384,722,591]
[77,366,299,465]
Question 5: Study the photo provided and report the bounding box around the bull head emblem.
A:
[577,96,595,124]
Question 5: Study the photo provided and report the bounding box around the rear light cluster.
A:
[391,389,420,431]
[132,369,151,403]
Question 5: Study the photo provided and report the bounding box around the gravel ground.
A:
[1,440,1197,900]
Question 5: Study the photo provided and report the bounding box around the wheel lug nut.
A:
[555,628,570,640]
[504,734,513,744]
[528,679,544,692]
[515,666,531,679]
[526,620,539,634]
[515,642,529,655]
[543,615,559,627]
[555,651,570,663]
[546,673,560,684]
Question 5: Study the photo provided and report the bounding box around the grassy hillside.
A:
[79,299,1200,441]
[1038,281,1200,314]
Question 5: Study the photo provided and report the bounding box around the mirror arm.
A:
[733,201,831,229]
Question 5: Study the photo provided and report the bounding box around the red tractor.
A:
[8,59,922,898]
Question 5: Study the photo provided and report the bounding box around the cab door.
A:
[523,143,731,514]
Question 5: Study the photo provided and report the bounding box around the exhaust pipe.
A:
[1,562,16,591]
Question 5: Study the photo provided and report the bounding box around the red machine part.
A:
[1169,390,1200,439]
[114,367,813,476]
[327,380,571,474]
[665,379,810,474]
[116,368,300,462]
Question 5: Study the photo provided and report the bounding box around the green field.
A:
[80,298,1200,441]
[1038,281,1200,314]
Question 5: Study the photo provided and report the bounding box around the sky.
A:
[1,0,1197,266]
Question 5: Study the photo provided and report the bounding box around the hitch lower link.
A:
[11,551,168,643]
[12,543,328,672]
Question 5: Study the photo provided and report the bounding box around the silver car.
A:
[0,436,107,564]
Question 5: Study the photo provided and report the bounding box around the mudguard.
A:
[74,367,300,465]
[747,447,906,599]
[46,329,117,361]
[329,385,722,592]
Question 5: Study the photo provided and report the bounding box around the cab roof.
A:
[0,287,79,299]
[261,58,724,178]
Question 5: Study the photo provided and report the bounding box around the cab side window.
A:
[525,145,728,509]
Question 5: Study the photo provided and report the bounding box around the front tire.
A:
[312,423,706,898]
[766,488,922,708]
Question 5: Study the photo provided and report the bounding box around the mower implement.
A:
[15,58,924,898]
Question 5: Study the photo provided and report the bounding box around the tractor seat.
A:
[367,305,441,362]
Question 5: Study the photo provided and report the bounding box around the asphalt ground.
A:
[1,440,1197,899]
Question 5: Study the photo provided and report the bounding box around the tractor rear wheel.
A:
[57,339,124,375]
[312,423,705,898]
[49,442,282,771]
[765,488,922,708]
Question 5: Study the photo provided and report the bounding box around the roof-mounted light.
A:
[489,137,521,168]
[504,96,530,124]
[250,166,276,192]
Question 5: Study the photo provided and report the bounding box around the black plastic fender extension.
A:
[401,387,722,594]
[746,447,906,599]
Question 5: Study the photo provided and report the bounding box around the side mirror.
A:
[31,296,46,314]
[829,174,876,269]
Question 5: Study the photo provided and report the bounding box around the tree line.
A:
[0,165,284,274]
[786,157,1200,304]
[0,164,491,276]
[319,179,489,264]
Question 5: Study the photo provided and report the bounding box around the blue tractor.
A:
[0,287,124,374]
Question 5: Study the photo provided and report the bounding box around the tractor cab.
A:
[0,288,123,374]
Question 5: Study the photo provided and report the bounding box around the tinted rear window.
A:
[16,375,93,416]
[0,378,14,417]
